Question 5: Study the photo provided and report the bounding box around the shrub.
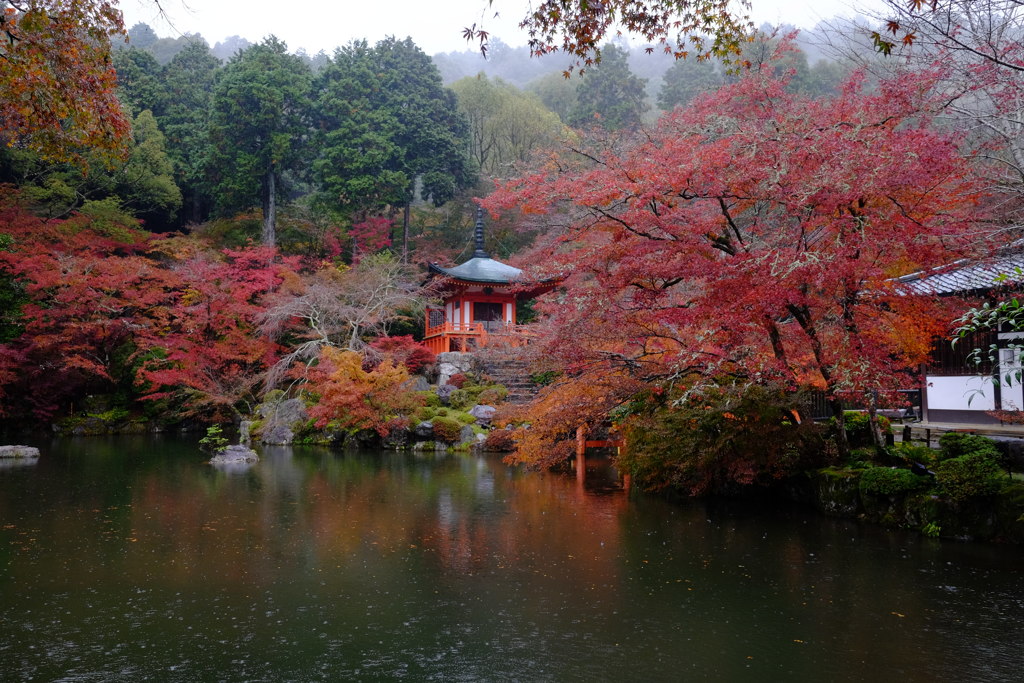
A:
[846,446,876,469]
[415,406,437,422]
[449,388,472,410]
[529,370,559,386]
[432,416,463,443]
[199,424,229,454]
[476,386,508,406]
[838,411,891,448]
[935,453,1005,503]
[418,390,442,408]
[938,432,1000,462]
[891,442,937,466]
[366,335,435,373]
[448,373,467,389]
[306,348,421,437]
[483,429,516,452]
[859,467,930,497]
[618,383,826,495]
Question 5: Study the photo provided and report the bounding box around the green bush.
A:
[448,388,472,410]
[432,416,463,444]
[199,424,229,454]
[859,467,930,497]
[418,391,442,408]
[838,411,891,448]
[618,383,826,495]
[938,432,1000,462]
[892,442,937,466]
[846,446,876,469]
[90,407,132,424]
[529,370,559,386]
[935,453,1005,503]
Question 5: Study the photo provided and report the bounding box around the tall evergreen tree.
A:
[208,37,312,246]
[160,41,221,225]
[568,44,649,130]
[113,47,165,117]
[125,22,158,51]
[312,37,474,254]
[657,57,724,110]
[111,109,182,227]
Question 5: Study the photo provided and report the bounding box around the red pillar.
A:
[575,425,586,485]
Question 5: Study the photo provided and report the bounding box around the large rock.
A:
[262,425,294,446]
[468,404,497,426]
[238,420,253,445]
[414,421,434,438]
[257,397,308,446]
[458,425,478,447]
[383,426,410,449]
[209,444,259,465]
[0,445,40,458]
[436,352,478,386]
[403,375,431,392]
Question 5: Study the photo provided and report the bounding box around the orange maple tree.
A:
[1,1,129,164]
[466,0,752,73]
[306,347,423,436]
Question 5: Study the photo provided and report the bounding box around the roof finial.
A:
[473,205,489,258]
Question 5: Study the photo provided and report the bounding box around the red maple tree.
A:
[0,189,299,420]
[486,59,988,463]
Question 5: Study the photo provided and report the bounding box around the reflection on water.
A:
[1,434,1022,681]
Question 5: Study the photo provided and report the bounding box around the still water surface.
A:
[1,435,1022,681]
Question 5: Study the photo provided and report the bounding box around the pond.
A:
[1,435,1022,681]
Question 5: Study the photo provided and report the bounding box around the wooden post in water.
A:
[575,425,586,485]
[618,433,630,494]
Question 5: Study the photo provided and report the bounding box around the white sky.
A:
[120,0,886,56]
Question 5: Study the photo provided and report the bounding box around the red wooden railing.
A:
[422,321,534,354]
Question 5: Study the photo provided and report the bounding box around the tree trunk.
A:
[786,302,850,460]
[262,167,276,247]
[866,391,887,451]
[403,202,410,263]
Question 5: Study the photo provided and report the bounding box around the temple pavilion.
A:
[423,209,556,354]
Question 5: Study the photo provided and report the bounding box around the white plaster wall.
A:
[505,302,513,324]
[927,375,995,411]
[999,348,1024,410]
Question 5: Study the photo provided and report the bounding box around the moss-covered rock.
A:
[806,467,863,516]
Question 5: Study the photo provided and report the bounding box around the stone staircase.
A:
[481,356,539,404]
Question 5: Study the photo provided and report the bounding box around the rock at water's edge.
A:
[209,444,259,465]
[468,404,497,425]
[257,397,308,446]
[0,445,40,458]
